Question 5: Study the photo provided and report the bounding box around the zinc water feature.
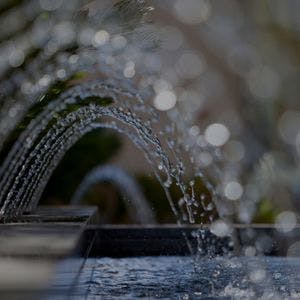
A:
[0,0,300,299]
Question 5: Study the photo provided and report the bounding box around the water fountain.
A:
[71,164,156,223]
[0,0,300,299]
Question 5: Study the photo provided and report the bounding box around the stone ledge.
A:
[0,206,98,299]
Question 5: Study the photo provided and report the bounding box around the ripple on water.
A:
[70,256,300,299]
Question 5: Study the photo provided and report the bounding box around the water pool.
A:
[51,256,300,299]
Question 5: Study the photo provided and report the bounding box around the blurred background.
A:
[1,0,300,225]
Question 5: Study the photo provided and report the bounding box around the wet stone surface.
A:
[66,256,300,299]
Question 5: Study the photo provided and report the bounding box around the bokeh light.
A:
[153,90,177,111]
[204,123,230,147]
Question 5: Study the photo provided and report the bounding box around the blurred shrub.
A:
[41,129,121,204]
[253,198,279,223]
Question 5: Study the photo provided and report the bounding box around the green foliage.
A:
[0,0,23,14]
[137,175,215,223]
[41,129,121,204]
[253,198,279,223]
[137,175,175,222]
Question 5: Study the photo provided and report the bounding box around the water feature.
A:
[0,0,219,227]
[0,0,300,299]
